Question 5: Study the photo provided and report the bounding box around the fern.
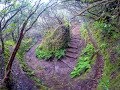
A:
[35,47,65,60]
[55,49,65,59]
[70,43,95,78]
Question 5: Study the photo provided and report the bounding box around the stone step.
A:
[70,41,82,46]
[69,41,79,45]
[66,48,79,53]
[71,40,83,46]
[70,39,80,43]
[68,44,78,49]
[65,52,79,59]
[68,41,79,46]
[71,35,80,39]
[62,58,77,69]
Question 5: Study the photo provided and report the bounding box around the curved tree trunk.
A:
[3,31,24,84]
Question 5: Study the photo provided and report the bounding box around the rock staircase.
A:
[25,25,87,90]
[61,25,84,70]
[65,36,82,59]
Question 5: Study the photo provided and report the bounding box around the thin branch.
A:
[1,5,26,30]
[1,9,20,30]
[75,0,115,16]
[24,1,57,34]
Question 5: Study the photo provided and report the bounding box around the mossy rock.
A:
[36,24,70,60]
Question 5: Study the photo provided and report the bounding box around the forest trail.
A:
[10,59,38,90]
[25,24,104,90]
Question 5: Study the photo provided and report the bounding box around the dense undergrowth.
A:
[74,20,119,89]
[82,21,120,90]
[36,47,65,60]
[92,21,120,90]
[91,22,112,90]
[79,0,120,89]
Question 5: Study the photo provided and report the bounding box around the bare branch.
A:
[24,1,57,34]
[1,5,26,30]
[75,0,116,16]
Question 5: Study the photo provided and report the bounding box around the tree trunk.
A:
[3,31,24,83]
[0,37,4,54]
[0,23,4,54]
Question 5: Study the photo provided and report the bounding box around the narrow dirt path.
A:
[0,48,38,90]
[10,59,38,90]
[25,24,104,90]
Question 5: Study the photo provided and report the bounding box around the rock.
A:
[40,24,70,50]
[65,52,79,59]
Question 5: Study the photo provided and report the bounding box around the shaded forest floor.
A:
[24,23,104,90]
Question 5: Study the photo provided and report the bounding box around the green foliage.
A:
[5,40,15,46]
[17,38,33,72]
[93,21,119,40]
[110,74,120,89]
[90,23,111,90]
[97,46,111,90]
[35,48,52,60]
[94,21,113,33]
[80,21,119,89]
[36,24,70,60]
[80,24,88,38]
[36,46,65,60]
[4,40,15,64]
[70,43,95,78]
[89,22,120,90]
[54,49,65,59]
[0,9,7,14]
[3,23,17,35]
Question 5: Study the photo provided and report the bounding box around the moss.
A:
[36,24,70,60]
[89,22,120,90]
[79,22,120,89]
[90,23,111,90]
[80,24,89,43]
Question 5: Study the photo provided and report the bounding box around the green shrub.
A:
[36,46,65,60]
[70,43,95,78]
[54,49,65,59]
[80,24,89,42]
[5,40,15,46]
[90,22,119,90]
[93,21,119,40]
[36,47,52,60]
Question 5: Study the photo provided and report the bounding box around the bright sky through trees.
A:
[41,0,49,3]
[31,0,49,4]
